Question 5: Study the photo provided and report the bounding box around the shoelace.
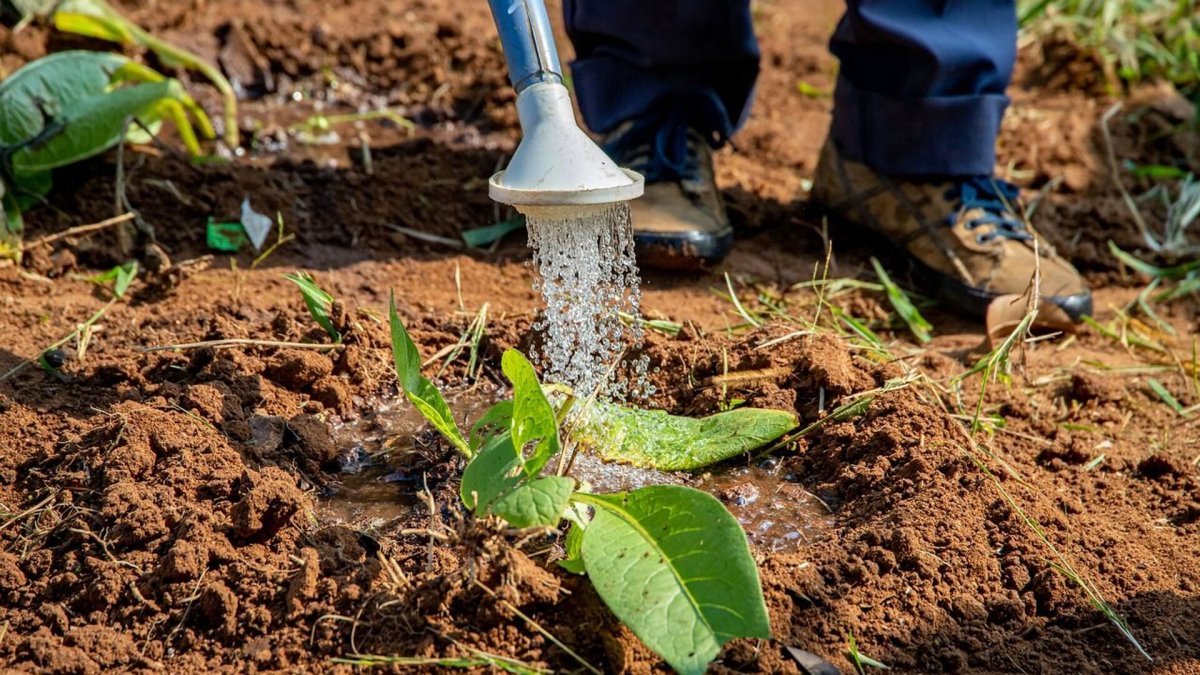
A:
[943,177,1033,244]
[603,93,728,185]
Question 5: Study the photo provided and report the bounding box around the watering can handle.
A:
[488,0,563,93]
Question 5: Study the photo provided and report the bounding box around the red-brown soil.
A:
[1,1,1198,673]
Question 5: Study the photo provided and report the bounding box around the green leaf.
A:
[1108,240,1200,280]
[86,260,138,297]
[559,517,587,574]
[0,51,208,174]
[470,400,513,451]
[579,486,770,675]
[285,271,341,342]
[501,349,560,478]
[0,50,128,147]
[460,433,521,511]
[53,0,137,43]
[491,476,575,529]
[571,403,797,471]
[871,257,933,344]
[12,80,180,174]
[388,293,470,455]
[462,217,524,248]
[460,435,573,528]
[1148,378,1186,415]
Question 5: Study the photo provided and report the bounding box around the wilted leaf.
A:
[572,403,797,471]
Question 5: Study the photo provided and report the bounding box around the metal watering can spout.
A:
[486,0,643,209]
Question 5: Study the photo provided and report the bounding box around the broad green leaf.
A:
[460,435,572,528]
[0,50,129,147]
[460,433,521,511]
[572,403,797,471]
[491,476,574,529]
[285,271,341,342]
[388,294,469,455]
[12,80,180,175]
[580,486,770,674]
[470,400,513,451]
[501,349,560,478]
[0,51,209,174]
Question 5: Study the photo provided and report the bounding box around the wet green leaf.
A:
[491,476,574,529]
[469,400,513,451]
[571,403,797,471]
[501,349,560,478]
[580,486,770,674]
[460,433,521,511]
[388,293,470,455]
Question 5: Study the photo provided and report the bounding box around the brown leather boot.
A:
[605,125,732,270]
[810,137,1092,326]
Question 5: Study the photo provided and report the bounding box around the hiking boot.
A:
[810,137,1093,326]
[604,123,732,270]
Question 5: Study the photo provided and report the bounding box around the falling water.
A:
[523,202,651,400]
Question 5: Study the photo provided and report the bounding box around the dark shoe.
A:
[605,123,732,270]
[810,137,1092,326]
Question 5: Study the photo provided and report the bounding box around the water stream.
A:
[523,203,651,400]
[320,393,832,552]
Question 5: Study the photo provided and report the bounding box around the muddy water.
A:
[322,393,832,551]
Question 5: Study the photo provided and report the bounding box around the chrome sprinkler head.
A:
[486,0,643,210]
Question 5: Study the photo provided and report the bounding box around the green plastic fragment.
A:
[206,217,248,251]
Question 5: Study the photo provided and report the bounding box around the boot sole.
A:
[807,205,1093,324]
[633,228,734,271]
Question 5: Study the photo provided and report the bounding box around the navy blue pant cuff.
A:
[831,74,1009,178]
[571,57,758,139]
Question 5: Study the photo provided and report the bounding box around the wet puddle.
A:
[322,393,833,551]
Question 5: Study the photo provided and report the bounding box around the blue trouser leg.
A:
[830,0,1017,177]
[562,0,760,141]
[565,0,1017,178]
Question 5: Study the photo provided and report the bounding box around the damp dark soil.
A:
[1,1,1199,673]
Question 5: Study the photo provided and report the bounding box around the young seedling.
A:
[0,261,138,382]
[285,272,342,343]
[288,108,415,145]
[845,629,890,674]
[388,295,773,674]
